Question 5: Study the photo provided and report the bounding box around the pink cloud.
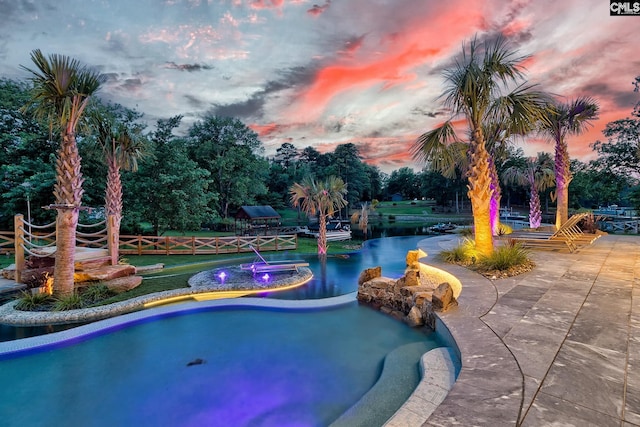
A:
[249,0,285,10]
[288,3,485,122]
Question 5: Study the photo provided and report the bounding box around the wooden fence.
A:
[118,234,297,255]
[0,230,14,255]
[1,221,297,257]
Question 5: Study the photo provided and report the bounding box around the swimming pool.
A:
[0,236,453,426]
[0,298,445,426]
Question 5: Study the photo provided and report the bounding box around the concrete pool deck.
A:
[417,233,639,426]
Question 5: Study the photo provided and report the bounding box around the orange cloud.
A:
[249,122,279,137]
[288,3,484,122]
[249,0,284,9]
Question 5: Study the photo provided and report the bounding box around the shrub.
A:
[53,293,84,311]
[439,238,478,265]
[496,223,513,236]
[477,242,529,271]
[14,291,54,311]
[80,284,117,305]
[459,227,474,238]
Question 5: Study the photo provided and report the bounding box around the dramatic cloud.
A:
[0,0,638,172]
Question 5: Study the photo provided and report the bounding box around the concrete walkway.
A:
[419,233,639,426]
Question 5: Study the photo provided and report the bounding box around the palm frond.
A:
[488,84,553,137]
[566,96,599,134]
[412,121,464,178]
[20,49,105,131]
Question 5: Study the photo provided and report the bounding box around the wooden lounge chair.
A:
[240,245,309,274]
[507,213,601,252]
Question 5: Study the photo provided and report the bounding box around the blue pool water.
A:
[265,235,432,300]
[0,236,450,426]
[0,302,442,426]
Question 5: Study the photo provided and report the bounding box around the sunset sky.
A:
[1,0,638,173]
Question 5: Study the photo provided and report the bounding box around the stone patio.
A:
[418,233,639,426]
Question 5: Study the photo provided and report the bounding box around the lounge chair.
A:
[506,213,601,252]
[240,245,309,274]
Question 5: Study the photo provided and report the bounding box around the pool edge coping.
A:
[0,292,356,357]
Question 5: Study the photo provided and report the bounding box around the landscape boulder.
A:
[358,266,382,285]
[404,305,424,327]
[74,264,136,283]
[432,282,457,312]
[403,269,420,287]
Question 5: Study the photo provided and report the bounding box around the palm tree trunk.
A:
[105,157,123,220]
[318,214,328,255]
[488,157,501,235]
[529,182,542,229]
[53,133,84,295]
[105,158,122,265]
[554,138,571,229]
[54,209,78,295]
[467,131,494,256]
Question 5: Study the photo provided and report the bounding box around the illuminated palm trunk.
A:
[105,156,122,264]
[317,213,328,255]
[529,185,542,229]
[467,131,494,256]
[554,139,571,229]
[488,157,501,235]
[53,132,84,295]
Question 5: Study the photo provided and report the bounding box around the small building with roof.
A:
[234,205,282,235]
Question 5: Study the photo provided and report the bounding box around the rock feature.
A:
[432,282,458,312]
[358,266,381,285]
[357,251,458,329]
[74,265,136,283]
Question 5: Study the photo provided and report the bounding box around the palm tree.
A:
[412,37,550,256]
[503,154,555,229]
[540,97,599,229]
[290,176,348,255]
[21,49,105,295]
[88,108,147,263]
[350,200,378,240]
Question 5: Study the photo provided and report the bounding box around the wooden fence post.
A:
[14,214,24,283]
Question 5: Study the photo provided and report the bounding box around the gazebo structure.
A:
[234,206,282,236]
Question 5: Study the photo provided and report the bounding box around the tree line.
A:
[1,61,639,238]
[0,76,459,234]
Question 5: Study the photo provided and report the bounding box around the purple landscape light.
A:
[261,273,270,282]
[217,271,227,283]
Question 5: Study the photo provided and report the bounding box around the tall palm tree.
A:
[88,109,147,263]
[540,97,599,229]
[503,154,555,229]
[350,200,378,240]
[290,176,348,255]
[412,37,550,256]
[21,49,105,295]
